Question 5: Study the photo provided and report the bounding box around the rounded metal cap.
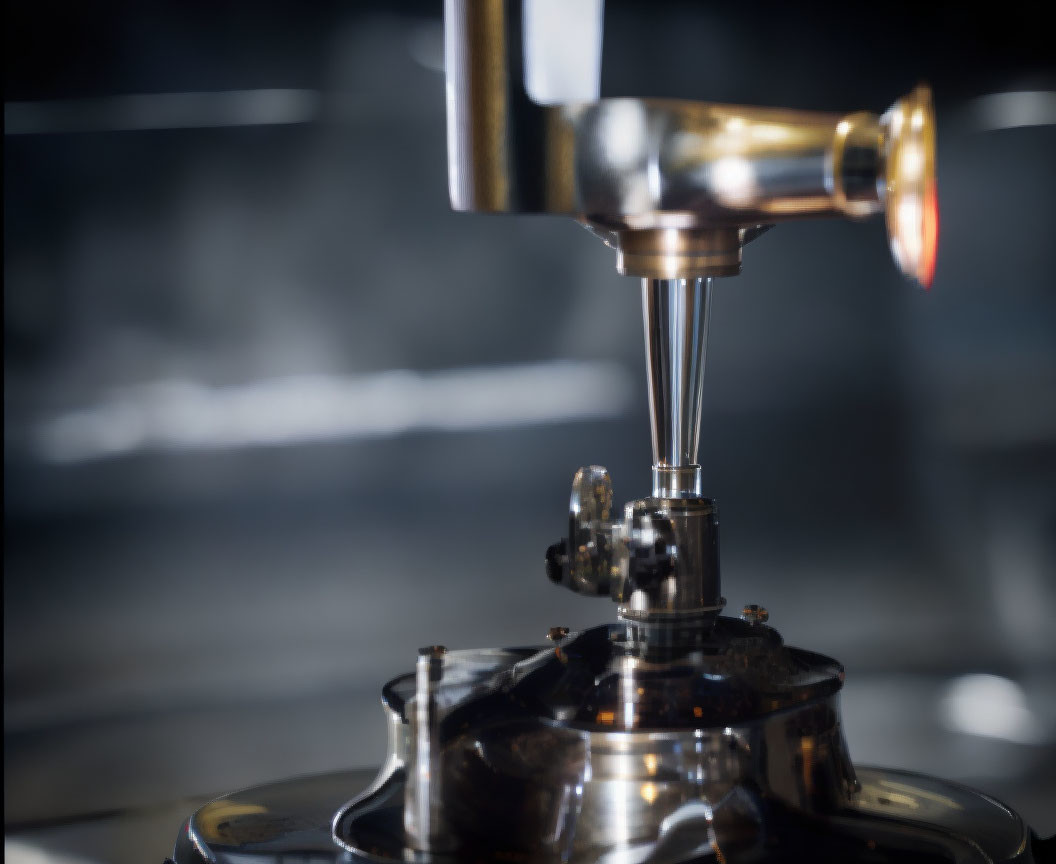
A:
[882,84,938,289]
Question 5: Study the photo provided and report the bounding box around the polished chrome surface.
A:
[651,464,703,500]
[567,464,618,596]
[173,765,1043,863]
[444,0,937,284]
[547,466,722,618]
[320,625,1042,863]
[329,621,849,853]
[333,620,852,859]
[617,497,723,620]
[173,769,374,862]
[642,278,712,499]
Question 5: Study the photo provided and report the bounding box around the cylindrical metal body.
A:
[404,645,448,851]
[619,497,722,619]
[642,277,712,499]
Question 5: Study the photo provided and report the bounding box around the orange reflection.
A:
[921,180,939,290]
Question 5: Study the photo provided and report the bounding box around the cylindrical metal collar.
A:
[652,464,703,499]
[618,227,741,279]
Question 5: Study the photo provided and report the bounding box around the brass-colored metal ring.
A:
[616,227,741,279]
[830,111,884,218]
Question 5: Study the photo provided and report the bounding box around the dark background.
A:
[4,1,1055,861]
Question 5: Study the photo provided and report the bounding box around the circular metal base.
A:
[172,767,1039,863]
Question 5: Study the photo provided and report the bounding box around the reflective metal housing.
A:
[325,632,1038,863]
[175,764,1040,863]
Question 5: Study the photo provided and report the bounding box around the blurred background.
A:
[4,0,1055,860]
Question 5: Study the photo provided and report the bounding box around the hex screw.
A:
[740,604,769,626]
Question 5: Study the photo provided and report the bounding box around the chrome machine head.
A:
[445,0,937,587]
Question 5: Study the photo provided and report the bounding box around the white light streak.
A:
[939,674,1044,745]
[34,361,634,464]
[973,90,1056,131]
[4,89,321,135]
[4,840,97,864]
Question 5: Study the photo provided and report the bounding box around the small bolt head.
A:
[740,604,769,625]
[547,626,570,642]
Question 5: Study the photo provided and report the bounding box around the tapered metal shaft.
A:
[642,278,713,499]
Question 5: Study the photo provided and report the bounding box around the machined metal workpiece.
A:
[546,465,723,620]
[325,630,1040,863]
